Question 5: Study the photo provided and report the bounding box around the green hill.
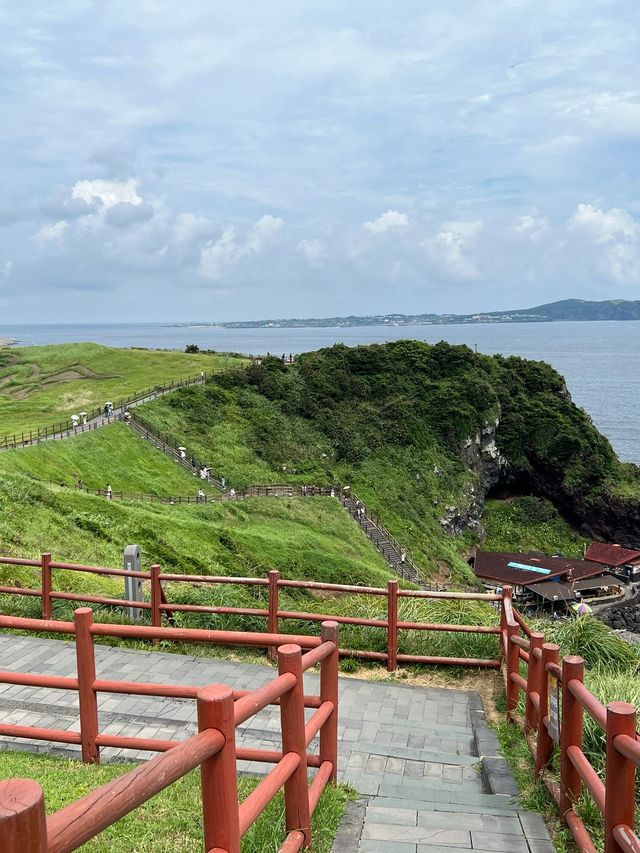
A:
[0,422,215,497]
[137,340,635,579]
[0,343,246,436]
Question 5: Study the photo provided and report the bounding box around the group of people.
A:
[71,413,88,427]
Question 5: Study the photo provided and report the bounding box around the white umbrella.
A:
[178,446,187,451]
[79,412,87,416]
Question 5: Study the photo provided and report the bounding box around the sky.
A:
[1,0,640,323]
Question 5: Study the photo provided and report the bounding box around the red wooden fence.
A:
[0,554,502,670]
[0,607,339,852]
[501,586,640,853]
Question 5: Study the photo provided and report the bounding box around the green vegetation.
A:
[0,343,245,435]
[0,423,215,496]
[138,340,631,581]
[482,497,586,558]
[0,751,351,852]
[497,617,640,848]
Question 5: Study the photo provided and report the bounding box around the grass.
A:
[139,385,479,584]
[0,343,246,436]
[0,423,216,497]
[0,751,352,852]
[482,496,587,558]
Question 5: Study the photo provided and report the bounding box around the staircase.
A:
[341,493,428,588]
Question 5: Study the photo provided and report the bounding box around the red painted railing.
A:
[501,586,640,853]
[0,554,503,670]
[0,607,339,852]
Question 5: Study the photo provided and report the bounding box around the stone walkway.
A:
[0,634,555,852]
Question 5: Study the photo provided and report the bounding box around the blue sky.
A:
[1,1,639,323]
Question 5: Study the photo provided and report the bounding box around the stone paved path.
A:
[0,634,555,852]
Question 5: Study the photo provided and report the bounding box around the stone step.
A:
[375,780,520,811]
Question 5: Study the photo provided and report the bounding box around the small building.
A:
[584,542,640,583]
[473,550,606,591]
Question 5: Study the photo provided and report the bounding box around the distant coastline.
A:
[167,298,640,329]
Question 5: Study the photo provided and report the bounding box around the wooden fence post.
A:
[198,685,241,853]
[560,655,584,815]
[535,643,559,776]
[150,565,162,630]
[506,619,520,717]
[268,570,280,662]
[604,701,637,853]
[41,553,52,620]
[525,632,544,733]
[499,585,512,665]
[387,579,398,672]
[278,644,312,848]
[0,779,47,852]
[74,608,100,764]
[320,621,339,783]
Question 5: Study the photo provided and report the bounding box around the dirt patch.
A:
[7,363,118,400]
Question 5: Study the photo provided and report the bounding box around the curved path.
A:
[0,633,555,852]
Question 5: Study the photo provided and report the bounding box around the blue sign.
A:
[507,561,552,576]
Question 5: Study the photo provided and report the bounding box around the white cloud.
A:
[71,178,143,209]
[105,201,155,227]
[569,203,640,284]
[1,261,12,279]
[297,238,326,264]
[199,214,283,280]
[513,214,549,242]
[35,220,69,245]
[424,220,483,282]
[569,203,638,243]
[363,210,409,234]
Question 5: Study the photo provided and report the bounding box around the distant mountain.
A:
[171,299,640,329]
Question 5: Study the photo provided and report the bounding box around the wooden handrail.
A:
[0,610,340,853]
[505,602,640,853]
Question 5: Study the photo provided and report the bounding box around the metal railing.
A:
[0,553,503,670]
[501,586,640,853]
[0,608,339,853]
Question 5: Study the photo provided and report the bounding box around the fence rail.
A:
[0,369,214,450]
[0,607,339,853]
[501,585,640,853]
[0,553,502,671]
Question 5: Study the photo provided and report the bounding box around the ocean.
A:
[1,319,639,464]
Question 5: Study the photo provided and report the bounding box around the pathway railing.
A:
[0,369,213,450]
[501,586,640,853]
[0,607,339,853]
[0,553,502,670]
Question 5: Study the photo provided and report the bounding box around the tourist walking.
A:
[106,484,113,500]
[197,488,205,503]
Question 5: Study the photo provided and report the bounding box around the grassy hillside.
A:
[0,475,393,588]
[0,423,215,497]
[0,343,246,435]
[482,497,587,558]
[137,340,631,582]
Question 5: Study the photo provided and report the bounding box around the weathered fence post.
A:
[0,779,47,851]
[268,570,280,662]
[525,632,544,733]
[535,643,560,776]
[499,585,512,666]
[387,579,398,672]
[560,655,584,814]
[278,644,312,848]
[320,621,339,783]
[506,619,521,717]
[74,607,100,764]
[604,701,637,853]
[150,564,162,630]
[197,685,241,853]
[41,553,52,620]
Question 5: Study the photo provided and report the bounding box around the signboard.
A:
[548,672,561,744]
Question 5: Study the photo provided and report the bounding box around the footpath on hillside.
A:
[0,633,556,852]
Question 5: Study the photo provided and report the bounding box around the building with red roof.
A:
[584,542,640,568]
